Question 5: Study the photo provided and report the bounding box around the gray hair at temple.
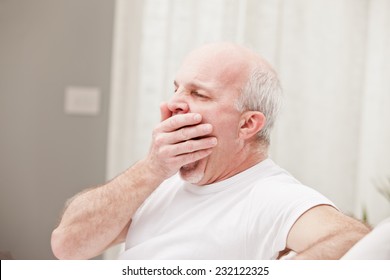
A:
[235,64,283,146]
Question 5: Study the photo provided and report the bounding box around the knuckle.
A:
[152,126,160,138]
[179,128,188,139]
[185,141,194,152]
[154,135,164,146]
[168,116,179,128]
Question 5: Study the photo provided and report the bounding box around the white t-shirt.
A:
[119,158,335,259]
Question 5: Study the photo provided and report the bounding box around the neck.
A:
[238,143,268,171]
[197,142,268,186]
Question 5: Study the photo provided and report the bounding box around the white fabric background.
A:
[107,0,390,252]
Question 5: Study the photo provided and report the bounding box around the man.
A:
[51,42,369,260]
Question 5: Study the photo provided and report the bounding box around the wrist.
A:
[129,158,167,187]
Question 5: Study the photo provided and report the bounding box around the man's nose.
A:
[167,92,190,115]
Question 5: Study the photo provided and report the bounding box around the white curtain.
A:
[107,0,390,253]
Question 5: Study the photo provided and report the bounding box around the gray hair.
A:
[235,65,283,146]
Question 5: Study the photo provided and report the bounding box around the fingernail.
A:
[203,124,212,133]
[194,114,201,122]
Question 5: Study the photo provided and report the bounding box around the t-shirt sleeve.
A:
[247,181,336,259]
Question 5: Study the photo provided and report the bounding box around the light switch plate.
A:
[64,86,101,116]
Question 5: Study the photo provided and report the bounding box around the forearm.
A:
[51,160,163,260]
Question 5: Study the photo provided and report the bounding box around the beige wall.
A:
[0,0,114,259]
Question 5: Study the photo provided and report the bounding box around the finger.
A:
[161,113,202,132]
[160,102,172,122]
[165,123,213,144]
[174,148,214,167]
[168,137,218,156]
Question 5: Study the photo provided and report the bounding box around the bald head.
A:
[182,42,275,81]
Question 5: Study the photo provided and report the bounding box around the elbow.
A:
[51,228,69,259]
[353,224,371,243]
[51,228,81,260]
[353,221,371,239]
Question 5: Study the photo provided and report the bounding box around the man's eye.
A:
[191,91,207,98]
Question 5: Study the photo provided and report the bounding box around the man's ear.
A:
[238,111,266,140]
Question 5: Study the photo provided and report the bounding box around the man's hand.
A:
[145,103,218,180]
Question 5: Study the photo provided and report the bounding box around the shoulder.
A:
[245,161,337,254]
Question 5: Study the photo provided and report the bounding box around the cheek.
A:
[211,117,241,144]
[192,105,240,138]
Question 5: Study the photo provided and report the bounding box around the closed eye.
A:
[191,91,208,99]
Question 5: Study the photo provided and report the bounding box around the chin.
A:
[179,160,206,185]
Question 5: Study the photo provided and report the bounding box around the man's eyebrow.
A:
[173,80,211,91]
